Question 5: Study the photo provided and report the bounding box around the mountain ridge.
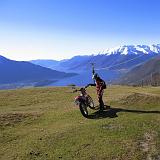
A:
[118,56,160,85]
[30,44,160,72]
[1,43,160,87]
[0,55,77,87]
[101,44,160,56]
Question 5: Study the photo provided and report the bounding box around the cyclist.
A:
[87,73,108,111]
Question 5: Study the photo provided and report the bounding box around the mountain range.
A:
[30,44,160,86]
[118,56,160,85]
[1,44,160,89]
[31,44,160,72]
[0,55,76,89]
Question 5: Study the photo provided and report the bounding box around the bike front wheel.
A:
[79,102,88,118]
[87,95,95,109]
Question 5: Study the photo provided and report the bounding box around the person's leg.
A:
[98,95,104,111]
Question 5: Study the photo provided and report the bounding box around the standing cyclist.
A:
[87,73,108,111]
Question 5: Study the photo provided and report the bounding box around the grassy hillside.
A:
[0,86,160,160]
[118,56,160,86]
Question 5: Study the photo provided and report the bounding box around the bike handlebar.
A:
[84,84,90,88]
[72,89,78,93]
[73,89,82,92]
[72,84,90,93]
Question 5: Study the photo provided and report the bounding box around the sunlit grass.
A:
[0,86,160,160]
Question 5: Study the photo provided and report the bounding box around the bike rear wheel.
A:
[87,95,95,109]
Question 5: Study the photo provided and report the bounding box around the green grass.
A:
[0,86,160,160]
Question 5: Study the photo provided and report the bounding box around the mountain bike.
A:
[73,86,95,118]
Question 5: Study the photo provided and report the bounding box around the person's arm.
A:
[85,83,96,88]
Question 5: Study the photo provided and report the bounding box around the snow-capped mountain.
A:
[30,44,160,86]
[100,44,160,55]
[31,44,160,72]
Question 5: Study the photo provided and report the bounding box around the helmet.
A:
[92,73,99,80]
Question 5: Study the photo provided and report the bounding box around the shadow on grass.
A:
[87,106,160,119]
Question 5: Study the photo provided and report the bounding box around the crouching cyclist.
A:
[86,73,109,111]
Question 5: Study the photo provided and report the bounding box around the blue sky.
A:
[0,0,160,60]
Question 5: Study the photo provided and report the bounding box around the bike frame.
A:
[74,88,88,106]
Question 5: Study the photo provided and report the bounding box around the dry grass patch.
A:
[119,92,160,106]
[0,112,41,127]
[138,131,160,160]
